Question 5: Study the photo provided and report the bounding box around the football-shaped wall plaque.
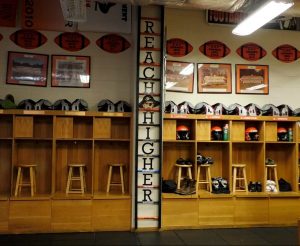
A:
[272,44,299,63]
[96,34,130,53]
[10,29,47,49]
[199,40,230,59]
[166,38,193,57]
[236,43,266,61]
[54,32,90,52]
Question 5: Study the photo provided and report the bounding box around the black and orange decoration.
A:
[236,42,267,61]
[96,34,131,53]
[54,32,90,52]
[199,40,230,59]
[166,38,193,57]
[10,29,47,49]
[272,44,299,63]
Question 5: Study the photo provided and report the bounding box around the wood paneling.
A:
[0,201,9,232]
[14,116,33,138]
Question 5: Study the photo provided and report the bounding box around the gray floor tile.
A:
[216,228,270,245]
[174,229,228,245]
[136,231,184,245]
[95,231,139,245]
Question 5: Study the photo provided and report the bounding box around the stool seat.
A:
[175,163,193,189]
[66,163,87,194]
[265,163,279,191]
[196,164,212,192]
[14,164,37,197]
[232,164,248,193]
[106,163,125,194]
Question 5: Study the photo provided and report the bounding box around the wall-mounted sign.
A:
[10,29,47,49]
[199,40,230,59]
[54,32,90,52]
[0,0,17,27]
[135,6,163,229]
[272,44,299,63]
[166,38,193,57]
[236,43,267,61]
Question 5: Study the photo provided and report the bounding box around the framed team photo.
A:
[6,51,48,87]
[166,61,194,93]
[197,63,232,93]
[51,55,90,88]
[236,64,269,94]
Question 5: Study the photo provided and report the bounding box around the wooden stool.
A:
[232,164,248,192]
[265,164,279,191]
[175,164,193,189]
[14,164,37,197]
[106,163,125,194]
[196,164,212,192]
[66,163,86,194]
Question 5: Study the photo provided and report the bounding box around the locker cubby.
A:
[162,141,196,180]
[93,141,130,195]
[13,140,52,196]
[265,121,296,142]
[14,116,33,138]
[210,120,230,141]
[231,121,263,142]
[197,142,230,181]
[0,140,12,197]
[73,117,93,139]
[55,140,93,196]
[232,142,264,190]
[176,119,196,141]
[33,116,53,139]
[265,143,297,191]
[0,115,13,138]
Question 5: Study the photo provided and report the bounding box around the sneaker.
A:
[176,158,186,165]
[205,157,214,165]
[184,159,193,165]
[197,154,207,165]
[265,158,275,165]
[248,181,256,192]
[219,178,230,194]
[211,177,221,194]
[255,182,262,192]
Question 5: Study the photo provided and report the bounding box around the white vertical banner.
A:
[135,5,163,229]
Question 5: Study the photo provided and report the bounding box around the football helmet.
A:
[245,127,259,141]
[177,101,194,114]
[71,99,88,111]
[53,99,71,111]
[261,104,280,116]
[34,99,53,110]
[277,104,293,116]
[245,103,261,116]
[211,126,223,140]
[164,101,178,114]
[18,99,36,110]
[98,99,115,112]
[277,127,288,141]
[176,125,190,140]
[212,103,227,115]
[115,100,131,112]
[194,102,214,115]
[227,103,247,116]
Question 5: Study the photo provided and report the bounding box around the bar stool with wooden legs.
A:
[265,163,279,191]
[66,163,87,194]
[232,164,248,193]
[106,163,125,194]
[175,163,193,189]
[196,164,212,192]
[14,164,37,197]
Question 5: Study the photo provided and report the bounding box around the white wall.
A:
[0,27,135,111]
[165,8,300,109]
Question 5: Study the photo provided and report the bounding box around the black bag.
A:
[278,178,292,192]
[162,179,177,193]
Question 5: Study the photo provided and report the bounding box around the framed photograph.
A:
[51,55,90,88]
[6,51,48,87]
[197,63,232,93]
[166,61,194,93]
[236,64,269,94]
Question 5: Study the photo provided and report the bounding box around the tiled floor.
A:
[0,227,297,246]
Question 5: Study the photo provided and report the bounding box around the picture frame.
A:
[236,64,269,94]
[166,61,194,93]
[197,63,232,93]
[6,51,48,87]
[51,55,90,88]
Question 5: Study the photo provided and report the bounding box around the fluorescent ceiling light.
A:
[232,0,294,36]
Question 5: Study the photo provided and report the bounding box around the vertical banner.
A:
[0,0,18,27]
[135,6,164,229]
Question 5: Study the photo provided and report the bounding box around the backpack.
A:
[278,178,292,192]
[162,179,177,193]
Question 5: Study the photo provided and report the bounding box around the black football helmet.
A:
[245,103,261,116]
[176,125,190,140]
[98,99,115,112]
[164,101,178,114]
[194,102,214,115]
[211,126,223,140]
[261,104,280,116]
[212,103,227,115]
[71,99,88,111]
[277,104,293,116]
[18,99,36,110]
[53,99,72,111]
[34,99,53,110]
[227,103,247,116]
[177,101,194,114]
[293,108,300,116]
[277,127,288,141]
[115,100,131,112]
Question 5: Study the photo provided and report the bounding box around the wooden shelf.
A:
[93,192,131,200]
